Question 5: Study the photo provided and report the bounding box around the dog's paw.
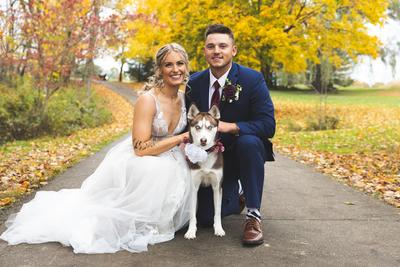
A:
[214,227,225,237]
[184,228,197,239]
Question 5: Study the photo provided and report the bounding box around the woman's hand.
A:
[178,132,189,151]
[177,132,189,143]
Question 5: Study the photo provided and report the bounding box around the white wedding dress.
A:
[0,91,191,254]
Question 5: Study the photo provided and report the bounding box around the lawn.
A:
[271,87,400,107]
[271,86,400,207]
[0,84,133,208]
[1,83,398,208]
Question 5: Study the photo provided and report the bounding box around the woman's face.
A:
[160,51,187,88]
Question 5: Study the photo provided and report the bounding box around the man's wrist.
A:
[232,123,240,136]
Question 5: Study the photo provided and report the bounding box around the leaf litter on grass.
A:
[0,84,133,208]
[274,100,400,208]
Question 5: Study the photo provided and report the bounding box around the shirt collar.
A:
[209,66,232,88]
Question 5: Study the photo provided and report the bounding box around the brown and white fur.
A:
[184,104,225,239]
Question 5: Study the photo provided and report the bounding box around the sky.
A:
[95,20,400,85]
[350,18,400,85]
[94,56,122,74]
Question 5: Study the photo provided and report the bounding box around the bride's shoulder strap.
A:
[179,91,185,107]
[142,90,159,110]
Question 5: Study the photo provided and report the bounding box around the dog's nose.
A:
[200,138,207,146]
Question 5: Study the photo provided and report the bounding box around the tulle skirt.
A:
[0,137,191,253]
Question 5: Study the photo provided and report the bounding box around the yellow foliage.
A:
[125,0,389,74]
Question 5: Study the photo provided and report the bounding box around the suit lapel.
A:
[220,63,239,113]
[199,70,210,112]
[227,62,239,85]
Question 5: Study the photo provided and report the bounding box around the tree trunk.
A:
[312,62,336,93]
[119,59,125,82]
[85,0,100,96]
[261,64,276,89]
[312,63,323,93]
[138,63,142,82]
[19,65,26,77]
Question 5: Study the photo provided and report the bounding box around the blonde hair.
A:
[143,43,190,91]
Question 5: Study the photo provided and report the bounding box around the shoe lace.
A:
[244,219,260,231]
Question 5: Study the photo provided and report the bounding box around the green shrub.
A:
[0,80,112,144]
[0,80,42,142]
[45,87,111,135]
[305,115,340,131]
[286,119,304,132]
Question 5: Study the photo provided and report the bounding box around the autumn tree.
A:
[101,11,138,82]
[0,0,25,81]
[380,1,400,80]
[126,0,388,90]
[0,0,128,117]
[389,0,400,19]
[16,0,96,114]
[84,0,101,91]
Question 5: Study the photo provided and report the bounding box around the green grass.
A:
[276,125,400,154]
[273,86,400,155]
[270,87,400,107]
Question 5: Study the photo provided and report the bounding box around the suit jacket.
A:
[185,62,275,161]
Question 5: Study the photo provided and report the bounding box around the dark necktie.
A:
[211,80,221,108]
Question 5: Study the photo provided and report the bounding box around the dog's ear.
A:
[187,103,200,120]
[208,105,220,120]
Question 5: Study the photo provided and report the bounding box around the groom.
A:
[185,24,275,245]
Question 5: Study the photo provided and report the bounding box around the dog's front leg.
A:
[211,179,225,237]
[184,173,201,239]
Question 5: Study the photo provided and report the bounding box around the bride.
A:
[0,43,192,254]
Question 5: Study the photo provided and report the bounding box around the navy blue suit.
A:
[185,62,275,225]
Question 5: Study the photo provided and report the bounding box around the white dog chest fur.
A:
[192,152,223,186]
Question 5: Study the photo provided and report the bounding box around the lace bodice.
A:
[146,91,187,140]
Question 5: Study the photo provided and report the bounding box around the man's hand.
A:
[218,121,240,135]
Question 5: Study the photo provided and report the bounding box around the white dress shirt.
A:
[208,66,231,109]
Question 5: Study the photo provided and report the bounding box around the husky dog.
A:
[184,104,225,239]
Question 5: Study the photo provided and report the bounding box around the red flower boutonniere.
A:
[221,78,242,103]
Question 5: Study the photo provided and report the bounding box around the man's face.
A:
[204,33,237,71]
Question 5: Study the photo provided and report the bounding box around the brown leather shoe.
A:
[242,218,264,245]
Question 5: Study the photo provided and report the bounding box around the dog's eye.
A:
[195,125,201,130]
[207,126,213,130]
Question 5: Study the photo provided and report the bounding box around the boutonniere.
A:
[221,79,242,103]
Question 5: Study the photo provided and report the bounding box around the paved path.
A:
[0,82,399,267]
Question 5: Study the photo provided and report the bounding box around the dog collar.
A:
[183,138,224,169]
[183,137,225,154]
[205,140,225,153]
